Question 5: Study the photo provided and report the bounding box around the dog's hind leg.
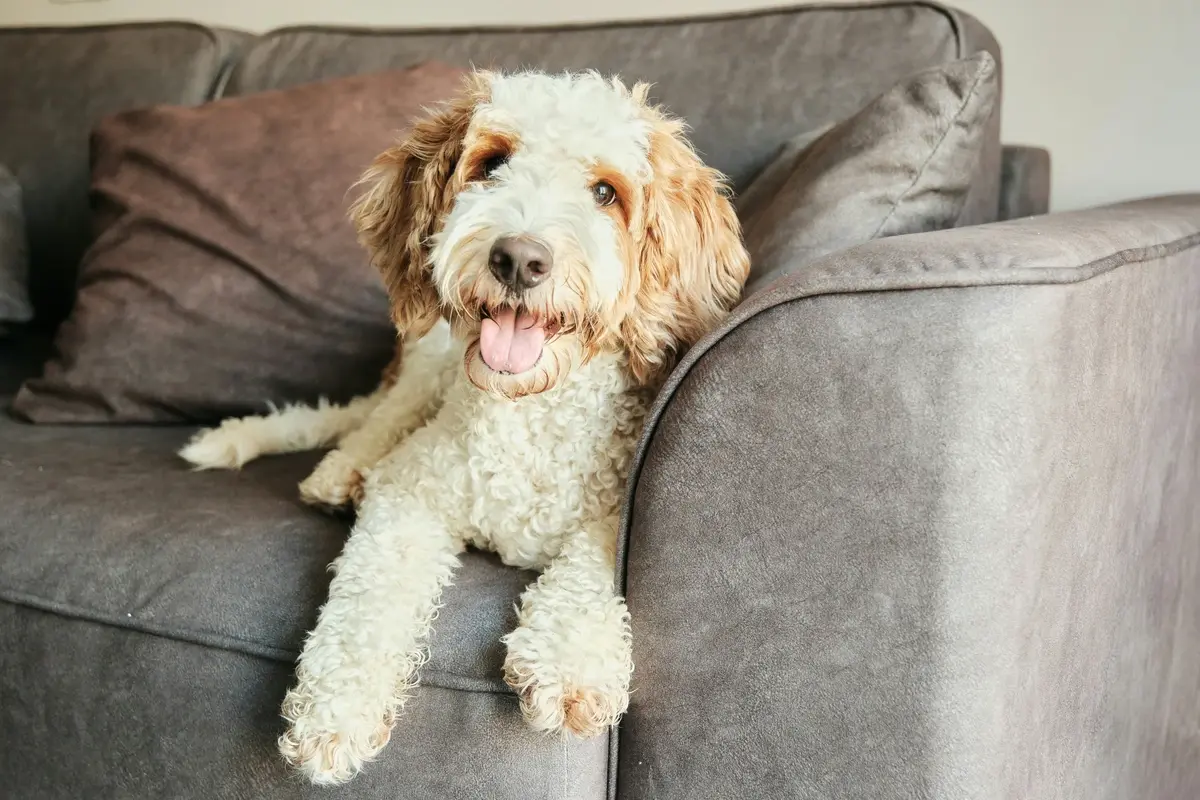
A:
[177,390,386,471]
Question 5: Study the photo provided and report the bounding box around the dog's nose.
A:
[488,236,553,292]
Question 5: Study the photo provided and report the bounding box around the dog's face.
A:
[352,70,749,398]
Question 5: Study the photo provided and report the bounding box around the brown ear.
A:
[623,110,750,385]
[350,74,487,338]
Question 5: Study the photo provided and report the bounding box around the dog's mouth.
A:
[477,304,564,375]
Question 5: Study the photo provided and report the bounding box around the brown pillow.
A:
[13,62,467,424]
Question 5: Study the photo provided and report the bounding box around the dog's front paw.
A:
[278,682,395,785]
[503,645,629,738]
[298,449,365,513]
[178,422,255,470]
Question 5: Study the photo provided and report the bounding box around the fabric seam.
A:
[227,1,961,94]
[869,56,992,239]
[621,226,1200,541]
[609,223,1200,799]
[0,590,511,696]
[245,1,960,39]
[0,21,222,38]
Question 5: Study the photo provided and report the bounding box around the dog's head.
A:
[352,70,749,398]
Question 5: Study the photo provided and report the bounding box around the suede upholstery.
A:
[224,2,1003,224]
[2,4,1195,800]
[617,195,1200,798]
[0,23,246,324]
[0,415,533,692]
[0,606,607,800]
[739,52,999,296]
[999,145,1053,219]
[12,62,466,424]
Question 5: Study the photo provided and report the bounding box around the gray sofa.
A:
[2,3,1197,799]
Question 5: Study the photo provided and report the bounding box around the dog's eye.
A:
[592,181,617,206]
[482,154,508,178]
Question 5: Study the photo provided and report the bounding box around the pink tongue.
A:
[479,308,546,374]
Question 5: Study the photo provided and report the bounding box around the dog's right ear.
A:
[350,74,488,338]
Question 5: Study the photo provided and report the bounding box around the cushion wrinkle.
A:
[869,51,996,238]
[0,415,528,696]
[13,62,466,424]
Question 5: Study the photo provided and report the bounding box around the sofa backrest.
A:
[0,23,246,324]
[0,2,1001,327]
[228,3,1001,202]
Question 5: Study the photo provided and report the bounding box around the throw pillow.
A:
[13,62,467,424]
[738,51,998,296]
[0,164,33,333]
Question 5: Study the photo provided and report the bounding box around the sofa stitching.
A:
[241,1,961,40]
[0,20,224,39]
[0,22,234,104]
[617,224,1200,567]
[1,24,229,114]
[0,590,511,696]
[601,7,974,795]
[228,1,963,96]
[610,221,1200,798]
[623,223,1200,535]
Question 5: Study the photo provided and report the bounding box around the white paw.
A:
[298,449,365,512]
[178,423,257,470]
[278,675,396,785]
[502,635,630,738]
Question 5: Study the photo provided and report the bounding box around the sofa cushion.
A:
[0,23,246,325]
[738,52,1000,296]
[226,2,1002,225]
[0,611,607,799]
[0,164,32,330]
[12,62,466,425]
[0,414,528,692]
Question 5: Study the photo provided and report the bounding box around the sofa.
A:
[1,3,1197,798]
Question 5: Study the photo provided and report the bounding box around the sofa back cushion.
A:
[0,23,245,325]
[226,2,1002,223]
[738,52,1000,296]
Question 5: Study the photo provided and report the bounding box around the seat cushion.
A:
[0,413,530,692]
[0,611,606,799]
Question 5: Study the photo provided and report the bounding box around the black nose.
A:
[488,236,553,292]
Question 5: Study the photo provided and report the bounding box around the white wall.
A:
[4,0,1198,212]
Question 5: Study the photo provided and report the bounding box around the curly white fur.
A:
[180,69,749,785]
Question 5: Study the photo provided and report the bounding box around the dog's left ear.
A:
[351,73,488,338]
[623,105,751,386]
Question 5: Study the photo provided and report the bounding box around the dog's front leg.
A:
[278,489,461,785]
[501,516,633,738]
[299,324,458,511]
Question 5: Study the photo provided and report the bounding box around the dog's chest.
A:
[442,366,647,569]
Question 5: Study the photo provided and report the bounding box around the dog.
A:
[180,69,750,785]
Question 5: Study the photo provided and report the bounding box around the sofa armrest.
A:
[615,195,1200,799]
[999,145,1051,220]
